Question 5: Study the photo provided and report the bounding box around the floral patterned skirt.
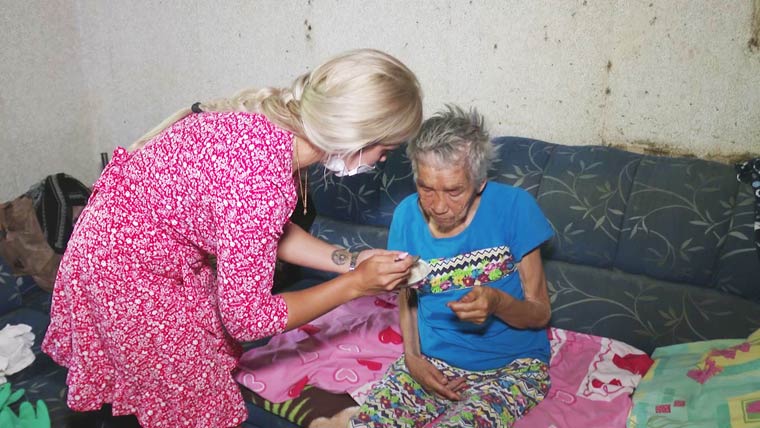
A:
[349,355,549,428]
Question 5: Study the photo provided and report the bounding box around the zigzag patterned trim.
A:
[417,246,516,294]
[428,247,512,276]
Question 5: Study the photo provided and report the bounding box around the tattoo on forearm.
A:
[332,249,350,266]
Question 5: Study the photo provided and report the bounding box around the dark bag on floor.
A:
[0,173,90,291]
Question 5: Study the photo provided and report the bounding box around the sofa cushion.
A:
[490,137,555,197]
[545,260,760,354]
[21,286,52,314]
[0,255,40,296]
[308,148,416,228]
[615,156,738,287]
[310,217,390,254]
[0,256,24,316]
[536,145,640,267]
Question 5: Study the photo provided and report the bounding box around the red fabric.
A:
[656,404,672,413]
[612,352,655,376]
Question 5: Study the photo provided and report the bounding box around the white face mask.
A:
[323,151,375,177]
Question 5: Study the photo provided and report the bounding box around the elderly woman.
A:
[351,105,554,428]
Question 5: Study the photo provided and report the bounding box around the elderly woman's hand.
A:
[447,285,504,324]
[405,353,467,401]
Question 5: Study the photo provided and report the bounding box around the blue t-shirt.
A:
[388,181,554,370]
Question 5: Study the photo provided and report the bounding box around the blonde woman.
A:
[42,49,422,428]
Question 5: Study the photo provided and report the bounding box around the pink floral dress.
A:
[42,112,298,427]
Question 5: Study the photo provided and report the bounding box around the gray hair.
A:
[406,104,494,186]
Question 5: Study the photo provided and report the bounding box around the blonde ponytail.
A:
[129,49,422,156]
[128,85,308,152]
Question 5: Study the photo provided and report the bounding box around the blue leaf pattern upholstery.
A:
[303,137,760,355]
[537,145,640,267]
[490,137,555,197]
[615,157,739,287]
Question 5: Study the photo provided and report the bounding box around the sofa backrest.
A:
[305,137,760,353]
[490,138,760,301]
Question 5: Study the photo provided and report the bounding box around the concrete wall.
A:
[1,0,94,201]
[2,0,759,201]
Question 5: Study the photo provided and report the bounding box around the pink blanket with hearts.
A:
[235,293,653,428]
[234,293,404,402]
[514,328,653,428]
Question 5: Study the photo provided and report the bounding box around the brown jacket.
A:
[0,196,60,291]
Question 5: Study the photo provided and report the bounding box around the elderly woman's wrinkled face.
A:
[415,156,485,235]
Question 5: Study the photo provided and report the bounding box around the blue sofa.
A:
[2,137,759,427]
[246,136,760,427]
